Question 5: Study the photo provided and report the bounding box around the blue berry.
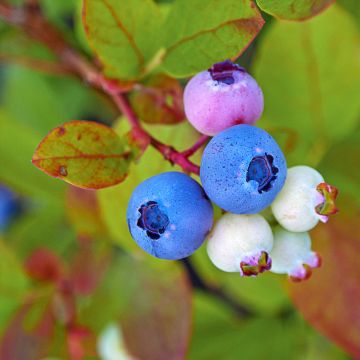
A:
[200,125,287,214]
[127,172,213,260]
[0,185,19,231]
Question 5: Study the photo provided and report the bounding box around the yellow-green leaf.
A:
[256,0,335,21]
[32,121,134,189]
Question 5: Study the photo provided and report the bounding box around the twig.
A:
[0,1,200,175]
[181,258,253,318]
[0,54,73,76]
[182,135,210,158]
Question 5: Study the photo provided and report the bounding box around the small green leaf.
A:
[32,121,135,189]
[256,0,335,21]
[83,0,162,80]
[254,4,360,166]
[338,0,360,28]
[160,0,264,77]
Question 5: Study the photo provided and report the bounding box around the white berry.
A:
[270,227,321,281]
[206,213,273,276]
[271,166,329,232]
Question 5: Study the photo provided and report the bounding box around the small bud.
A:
[270,227,321,282]
[207,213,273,277]
[271,166,338,232]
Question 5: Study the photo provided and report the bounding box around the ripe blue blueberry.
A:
[0,185,19,231]
[127,172,214,260]
[200,125,287,214]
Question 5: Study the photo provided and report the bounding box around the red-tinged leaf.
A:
[288,205,360,358]
[66,185,107,237]
[69,237,110,296]
[25,248,64,283]
[120,258,192,360]
[0,302,55,360]
[32,120,135,189]
[256,0,335,21]
[130,74,185,125]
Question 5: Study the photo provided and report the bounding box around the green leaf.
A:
[159,0,264,77]
[82,0,264,80]
[0,110,64,199]
[97,118,199,251]
[254,4,360,166]
[189,293,306,360]
[83,0,162,80]
[256,0,335,21]
[32,121,135,189]
[0,238,29,335]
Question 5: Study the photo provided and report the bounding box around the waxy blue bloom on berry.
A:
[127,172,213,260]
[200,125,287,214]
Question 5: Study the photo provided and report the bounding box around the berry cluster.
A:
[127,60,338,282]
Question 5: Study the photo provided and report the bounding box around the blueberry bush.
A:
[0,0,359,359]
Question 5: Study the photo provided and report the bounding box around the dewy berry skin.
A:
[183,60,264,135]
[271,166,338,232]
[270,227,321,282]
[200,124,287,214]
[207,213,273,277]
[127,172,213,260]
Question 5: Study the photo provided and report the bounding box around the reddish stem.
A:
[182,134,210,158]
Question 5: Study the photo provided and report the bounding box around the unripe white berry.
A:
[206,213,273,276]
[271,166,338,232]
[270,227,321,281]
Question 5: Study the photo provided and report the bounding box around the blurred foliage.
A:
[0,0,358,359]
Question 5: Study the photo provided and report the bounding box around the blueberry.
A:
[271,166,338,232]
[0,185,19,231]
[200,125,287,214]
[207,213,273,277]
[183,60,264,135]
[127,172,214,260]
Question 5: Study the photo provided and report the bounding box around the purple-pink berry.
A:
[183,60,264,135]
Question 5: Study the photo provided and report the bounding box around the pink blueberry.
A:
[183,60,264,135]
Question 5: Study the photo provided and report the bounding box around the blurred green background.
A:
[0,0,359,359]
